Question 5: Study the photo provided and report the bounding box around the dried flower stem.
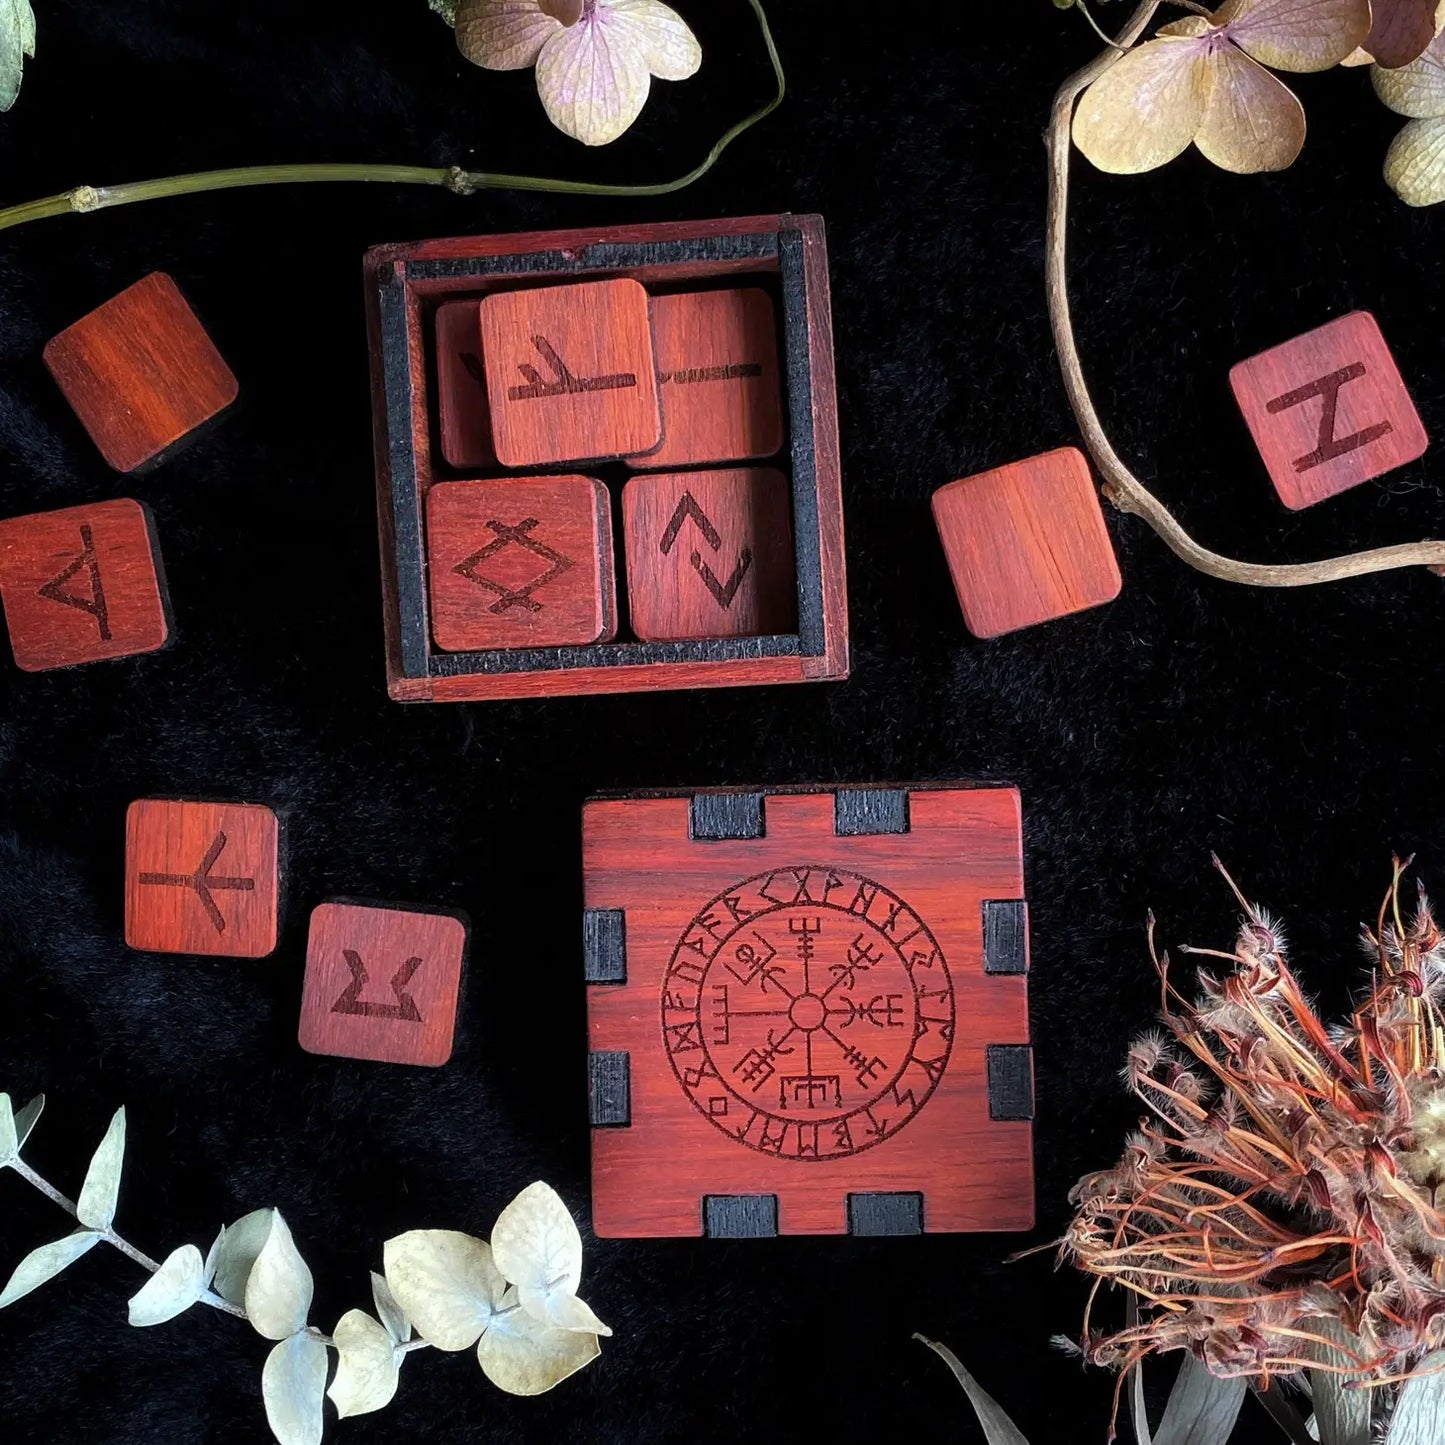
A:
[1046,2,1445,588]
[0,0,782,235]
[9,1154,250,1320]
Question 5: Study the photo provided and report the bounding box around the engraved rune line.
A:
[507,335,637,402]
[659,363,763,385]
[658,492,753,610]
[138,830,254,935]
[1265,362,1393,474]
[453,518,575,613]
[331,950,424,1023]
[37,523,111,640]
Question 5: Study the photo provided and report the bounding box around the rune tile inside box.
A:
[634,287,785,469]
[583,785,1035,1239]
[479,277,662,467]
[622,467,796,642]
[364,214,849,702]
[0,498,171,672]
[425,475,616,651]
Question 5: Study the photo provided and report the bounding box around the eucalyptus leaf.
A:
[0,0,36,113]
[213,1209,274,1305]
[1388,1355,1445,1444]
[1154,1352,1246,1445]
[913,1334,1031,1445]
[76,1108,126,1231]
[491,1181,582,1299]
[0,1230,101,1308]
[0,1094,15,1164]
[1310,1320,1371,1445]
[328,1309,400,1419]
[204,1227,225,1286]
[383,1229,505,1352]
[128,1244,207,1327]
[517,1284,611,1337]
[371,1270,411,1345]
[13,1094,43,1152]
[245,1213,314,1342]
[262,1331,328,1445]
[477,1286,601,1396]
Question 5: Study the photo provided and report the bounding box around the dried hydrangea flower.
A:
[1364,0,1445,69]
[1072,0,1370,175]
[456,0,702,146]
[1375,28,1445,204]
[1063,859,1445,1414]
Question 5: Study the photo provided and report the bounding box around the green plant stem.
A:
[0,0,783,235]
[9,1156,250,1321]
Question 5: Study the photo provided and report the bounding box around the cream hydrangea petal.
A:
[457,0,562,71]
[1374,29,1445,118]
[1216,0,1372,74]
[535,15,652,145]
[1071,36,1212,175]
[600,0,701,81]
[1384,114,1445,203]
[1366,0,1440,69]
[1194,47,1306,172]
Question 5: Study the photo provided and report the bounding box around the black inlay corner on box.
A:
[583,908,627,984]
[834,788,910,837]
[847,1192,923,1236]
[983,899,1029,976]
[691,793,766,841]
[703,1194,779,1239]
[588,1051,631,1128]
[987,1045,1035,1121]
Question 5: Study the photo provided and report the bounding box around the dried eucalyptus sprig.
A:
[0,1096,609,1444]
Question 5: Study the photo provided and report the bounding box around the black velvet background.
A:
[3,3,1444,1441]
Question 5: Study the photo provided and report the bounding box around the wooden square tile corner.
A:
[362,214,848,703]
[582,784,1035,1238]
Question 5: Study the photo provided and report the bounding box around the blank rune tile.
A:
[584,785,1035,1238]
[435,299,497,470]
[622,468,796,642]
[932,447,1122,639]
[425,476,616,651]
[125,799,280,958]
[0,498,170,672]
[1229,311,1428,510]
[299,902,467,1067]
[633,288,784,469]
[480,278,661,467]
[43,272,238,474]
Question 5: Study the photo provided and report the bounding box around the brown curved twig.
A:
[1047,0,1445,587]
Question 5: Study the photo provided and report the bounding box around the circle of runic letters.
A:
[660,867,956,1161]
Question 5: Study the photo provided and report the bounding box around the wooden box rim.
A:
[363,212,848,703]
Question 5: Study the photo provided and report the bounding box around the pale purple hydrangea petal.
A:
[535,13,652,146]
[457,0,562,71]
[600,0,702,82]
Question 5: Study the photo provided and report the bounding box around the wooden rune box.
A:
[362,214,848,703]
[583,784,1035,1238]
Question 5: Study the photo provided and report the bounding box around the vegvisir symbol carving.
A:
[37,523,111,640]
[661,867,955,1160]
[138,830,255,935]
[507,335,637,402]
[658,492,753,610]
[1266,363,1393,474]
[453,518,575,614]
[331,950,424,1023]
